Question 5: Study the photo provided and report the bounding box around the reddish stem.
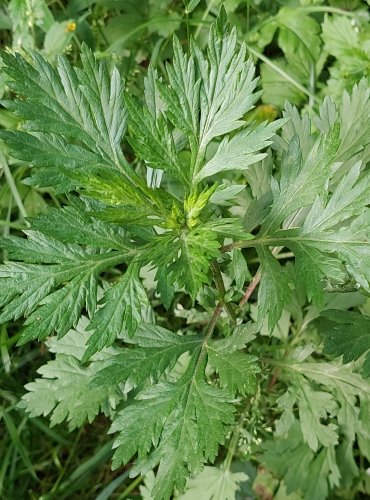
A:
[239,269,261,306]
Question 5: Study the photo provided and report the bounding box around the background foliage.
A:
[0,0,370,499]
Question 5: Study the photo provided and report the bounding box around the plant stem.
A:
[221,239,256,252]
[246,45,321,104]
[223,383,261,471]
[194,0,216,39]
[204,301,224,338]
[248,251,294,264]
[211,260,236,322]
[50,428,83,494]
[118,474,143,499]
[300,6,363,18]
[0,220,27,230]
[0,153,29,223]
[308,61,316,108]
[240,269,261,306]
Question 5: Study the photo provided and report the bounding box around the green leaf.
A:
[304,447,340,500]
[280,360,370,443]
[8,0,53,50]
[43,21,74,60]
[261,122,341,235]
[185,0,202,13]
[209,184,246,207]
[91,323,203,387]
[275,379,338,451]
[292,244,344,307]
[179,466,249,500]
[0,231,127,344]
[204,219,253,241]
[207,324,260,396]
[172,228,220,300]
[275,7,321,66]
[66,169,169,224]
[207,349,260,396]
[260,60,306,108]
[151,227,220,301]
[195,120,284,182]
[18,320,121,431]
[0,45,130,175]
[268,165,370,297]
[158,37,200,147]
[262,425,340,500]
[192,24,260,153]
[257,247,291,331]
[314,82,370,194]
[0,44,166,216]
[322,16,370,98]
[28,200,133,250]
[320,310,370,378]
[227,249,251,290]
[83,262,151,360]
[125,92,189,187]
[295,378,338,451]
[110,355,235,500]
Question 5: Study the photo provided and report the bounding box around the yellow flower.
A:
[65,21,76,33]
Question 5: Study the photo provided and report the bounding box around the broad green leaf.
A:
[0,232,127,343]
[320,310,370,378]
[18,322,121,430]
[195,120,283,182]
[110,355,235,500]
[295,378,338,451]
[91,323,203,387]
[260,122,341,235]
[151,227,220,301]
[179,466,248,500]
[0,45,130,174]
[260,60,306,108]
[125,93,189,187]
[206,323,260,396]
[83,263,151,360]
[262,425,340,500]
[29,201,133,250]
[43,21,74,60]
[207,349,260,396]
[322,16,370,98]
[257,247,292,331]
[275,7,321,68]
[192,21,260,153]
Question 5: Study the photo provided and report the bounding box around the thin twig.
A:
[239,269,261,306]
